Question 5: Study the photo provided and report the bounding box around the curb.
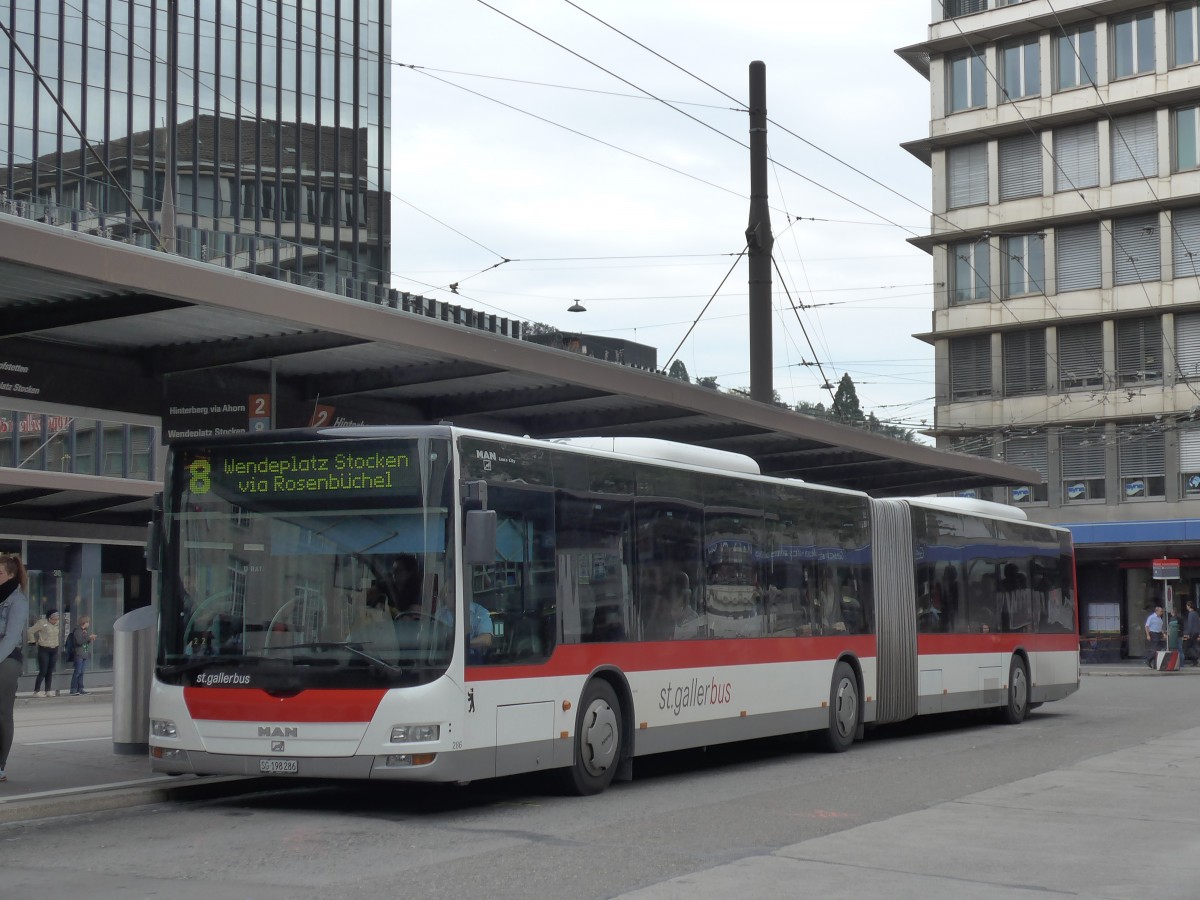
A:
[0,775,264,826]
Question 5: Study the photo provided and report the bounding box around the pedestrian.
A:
[1145,605,1166,669]
[1184,601,1200,668]
[0,553,31,783]
[29,608,61,697]
[68,614,95,695]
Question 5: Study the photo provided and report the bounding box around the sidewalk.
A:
[0,662,1190,827]
[0,689,250,825]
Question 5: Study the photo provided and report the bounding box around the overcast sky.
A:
[392,1,936,433]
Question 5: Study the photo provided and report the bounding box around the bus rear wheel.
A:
[559,679,622,795]
[1000,656,1030,725]
[819,661,859,753]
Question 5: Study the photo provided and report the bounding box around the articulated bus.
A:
[148,426,1078,794]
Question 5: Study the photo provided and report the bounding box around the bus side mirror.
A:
[464,509,497,565]
[145,492,164,573]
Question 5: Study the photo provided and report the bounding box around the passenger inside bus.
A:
[643,570,699,640]
[670,573,705,639]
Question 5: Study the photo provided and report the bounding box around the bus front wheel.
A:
[819,661,859,753]
[559,679,622,795]
[1000,656,1030,725]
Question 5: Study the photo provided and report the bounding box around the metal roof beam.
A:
[152,332,368,374]
[300,360,504,400]
[0,293,187,337]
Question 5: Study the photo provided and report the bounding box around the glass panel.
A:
[1178,107,1200,171]
[1174,5,1197,66]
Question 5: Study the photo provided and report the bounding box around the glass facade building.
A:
[0,0,390,297]
[0,1,390,689]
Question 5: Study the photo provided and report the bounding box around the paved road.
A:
[0,667,1196,899]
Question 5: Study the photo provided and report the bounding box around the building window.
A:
[1058,322,1104,390]
[1111,111,1158,182]
[1174,105,1200,171]
[948,51,986,112]
[1054,122,1100,191]
[1111,12,1156,79]
[1004,432,1049,503]
[1001,38,1041,100]
[1055,223,1102,292]
[950,239,990,304]
[1002,233,1045,297]
[944,0,987,18]
[1118,427,1165,499]
[1173,2,1200,67]
[1115,316,1162,385]
[1180,426,1200,494]
[999,133,1043,200]
[1056,26,1097,90]
[1172,208,1200,277]
[947,143,988,208]
[949,334,992,400]
[1061,428,1106,502]
[1003,329,1047,396]
[1113,215,1161,285]
[1174,310,1200,379]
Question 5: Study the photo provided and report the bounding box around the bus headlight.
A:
[151,719,178,738]
[382,753,437,767]
[391,724,439,743]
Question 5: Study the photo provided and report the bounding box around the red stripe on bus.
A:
[183,687,387,722]
[466,631,1080,681]
[466,636,877,681]
[916,632,1078,654]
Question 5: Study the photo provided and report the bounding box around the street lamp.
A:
[568,299,586,312]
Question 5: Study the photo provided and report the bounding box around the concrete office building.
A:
[0,0,389,684]
[900,0,1200,659]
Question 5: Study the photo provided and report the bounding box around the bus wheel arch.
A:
[1001,651,1031,725]
[819,657,862,752]
[558,671,629,795]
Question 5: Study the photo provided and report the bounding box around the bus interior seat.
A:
[506,616,543,660]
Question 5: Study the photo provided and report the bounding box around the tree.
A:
[696,376,720,390]
[831,373,864,424]
[794,400,828,418]
[667,360,691,382]
[520,321,558,339]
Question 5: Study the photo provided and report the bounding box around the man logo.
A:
[272,741,285,752]
[258,726,298,738]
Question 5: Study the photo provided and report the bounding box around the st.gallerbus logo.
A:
[658,677,732,717]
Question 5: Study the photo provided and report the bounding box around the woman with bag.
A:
[68,615,95,695]
[0,553,31,783]
[29,608,61,697]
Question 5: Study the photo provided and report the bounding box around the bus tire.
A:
[559,679,622,795]
[1001,656,1029,725]
[819,661,859,753]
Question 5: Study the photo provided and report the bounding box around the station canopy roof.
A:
[0,215,1037,534]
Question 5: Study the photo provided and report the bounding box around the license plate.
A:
[259,758,298,774]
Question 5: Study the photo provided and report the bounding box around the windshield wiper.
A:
[268,641,402,675]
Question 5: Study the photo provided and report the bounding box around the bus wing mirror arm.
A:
[461,479,488,511]
[464,510,497,565]
[145,491,164,573]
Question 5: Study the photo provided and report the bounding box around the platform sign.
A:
[248,393,272,432]
[1153,558,1180,580]
[309,403,335,427]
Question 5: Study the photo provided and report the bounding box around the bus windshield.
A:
[157,435,456,690]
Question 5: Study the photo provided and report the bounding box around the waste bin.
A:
[1169,617,1181,651]
[112,605,157,755]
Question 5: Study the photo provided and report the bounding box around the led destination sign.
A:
[181,443,418,502]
